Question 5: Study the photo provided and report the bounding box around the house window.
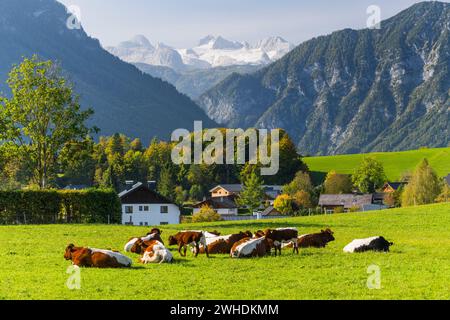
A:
[144,206,149,211]
[125,206,133,214]
[139,206,143,211]
[144,222,148,226]
[160,222,169,225]
[160,206,168,214]
[139,222,143,226]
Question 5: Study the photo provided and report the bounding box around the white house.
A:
[119,182,180,226]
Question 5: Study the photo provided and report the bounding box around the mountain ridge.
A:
[198,1,450,155]
[0,0,217,142]
[106,34,294,71]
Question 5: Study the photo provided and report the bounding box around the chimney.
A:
[147,181,156,191]
[125,180,134,190]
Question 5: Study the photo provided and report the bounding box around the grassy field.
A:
[0,203,449,300]
[304,147,450,183]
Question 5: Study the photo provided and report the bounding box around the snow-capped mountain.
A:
[106,35,294,71]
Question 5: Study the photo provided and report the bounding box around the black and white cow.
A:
[343,236,393,253]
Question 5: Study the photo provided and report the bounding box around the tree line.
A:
[1,56,447,216]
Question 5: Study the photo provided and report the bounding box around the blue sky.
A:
[57,0,443,47]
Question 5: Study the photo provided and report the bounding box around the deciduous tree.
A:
[0,56,94,189]
[402,159,442,206]
[352,157,387,193]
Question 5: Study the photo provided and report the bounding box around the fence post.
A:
[108,215,110,225]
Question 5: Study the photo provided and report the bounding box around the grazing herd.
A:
[64,226,394,268]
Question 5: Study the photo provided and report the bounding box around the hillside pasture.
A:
[304,147,450,184]
[0,203,449,300]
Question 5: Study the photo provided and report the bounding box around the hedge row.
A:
[0,189,121,225]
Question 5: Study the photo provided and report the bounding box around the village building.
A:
[192,195,239,216]
[199,184,284,216]
[210,184,282,203]
[255,206,282,218]
[445,174,450,186]
[119,181,180,226]
[318,194,387,213]
[381,182,407,193]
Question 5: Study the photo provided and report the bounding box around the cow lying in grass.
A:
[168,231,209,258]
[265,228,299,255]
[230,236,272,258]
[283,229,335,249]
[124,228,164,252]
[195,231,253,254]
[343,236,393,253]
[64,244,132,268]
[130,238,173,264]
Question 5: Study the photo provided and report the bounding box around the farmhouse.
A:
[192,195,238,216]
[381,182,407,193]
[210,184,282,203]
[318,194,387,213]
[119,181,180,226]
[256,206,282,217]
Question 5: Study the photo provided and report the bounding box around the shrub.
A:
[192,205,223,223]
[0,189,121,224]
[274,194,294,215]
[334,206,344,213]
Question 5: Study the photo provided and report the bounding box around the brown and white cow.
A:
[64,244,132,268]
[283,229,335,249]
[230,236,272,258]
[140,242,173,264]
[168,231,209,258]
[197,231,253,254]
[129,238,173,264]
[124,228,164,252]
[264,228,299,255]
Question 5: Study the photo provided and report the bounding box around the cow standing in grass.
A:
[64,244,132,268]
[265,228,299,255]
[168,231,209,258]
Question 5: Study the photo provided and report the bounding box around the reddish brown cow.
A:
[265,228,299,255]
[254,230,266,238]
[64,244,132,268]
[198,231,253,254]
[168,231,209,258]
[299,229,335,248]
[283,229,335,249]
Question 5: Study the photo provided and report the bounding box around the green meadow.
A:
[0,203,449,300]
[304,147,450,183]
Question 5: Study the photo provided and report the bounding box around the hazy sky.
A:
[57,0,443,48]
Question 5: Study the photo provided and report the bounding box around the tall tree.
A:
[0,56,94,188]
[402,159,442,206]
[352,157,387,193]
[158,165,176,201]
[324,171,353,194]
[237,170,265,214]
[283,171,314,196]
